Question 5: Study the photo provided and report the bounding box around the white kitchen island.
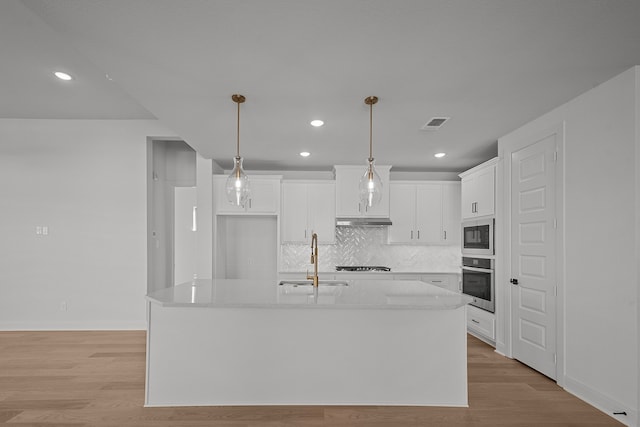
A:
[145,279,472,407]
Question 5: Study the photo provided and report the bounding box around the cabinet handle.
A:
[417,230,420,239]
[249,199,252,209]
[444,230,447,240]
[358,203,361,213]
[471,319,480,324]
[410,230,413,239]
[305,229,307,239]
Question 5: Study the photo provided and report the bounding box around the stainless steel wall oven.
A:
[462,257,494,313]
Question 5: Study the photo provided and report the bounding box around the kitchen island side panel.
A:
[146,303,468,407]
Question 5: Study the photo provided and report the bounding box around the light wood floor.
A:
[0,331,623,426]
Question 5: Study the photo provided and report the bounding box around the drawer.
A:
[393,274,420,280]
[467,305,495,341]
[421,274,461,293]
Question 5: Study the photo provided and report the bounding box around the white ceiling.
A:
[3,1,640,172]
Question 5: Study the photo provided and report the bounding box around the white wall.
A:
[0,119,175,330]
[499,67,639,425]
[636,66,640,427]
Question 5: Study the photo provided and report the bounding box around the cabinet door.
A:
[415,184,443,243]
[460,175,476,220]
[335,165,391,218]
[474,166,495,217]
[442,183,461,245]
[246,179,279,214]
[281,183,308,243]
[362,165,391,218]
[388,184,415,243]
[308,182,336,244]
[214,176,246,214]
[335,167,363,217]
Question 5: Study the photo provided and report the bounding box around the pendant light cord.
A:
[232,94,245,158]
[369,100,373,161]
[364,96,377,161]
[236,99,241,158]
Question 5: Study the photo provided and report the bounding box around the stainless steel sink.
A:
[278,280,349,287]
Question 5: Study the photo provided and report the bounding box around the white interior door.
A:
[510,134,557,379]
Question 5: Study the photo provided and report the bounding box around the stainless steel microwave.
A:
[462,218,494,256]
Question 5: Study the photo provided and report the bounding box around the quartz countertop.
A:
[146,279,472,310]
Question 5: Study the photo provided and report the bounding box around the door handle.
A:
[510,278,519,285]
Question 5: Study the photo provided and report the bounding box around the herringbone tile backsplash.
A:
[281,227,460,272]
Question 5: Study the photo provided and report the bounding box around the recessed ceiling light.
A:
[310,120,324,127]
[54,71,73,81]
[434,152,446,158]
[300,152,311,157]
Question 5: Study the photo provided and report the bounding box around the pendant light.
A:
[358,96,383,208]
[226,94,250,206]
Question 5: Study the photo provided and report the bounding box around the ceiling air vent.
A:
[421,117,450,131]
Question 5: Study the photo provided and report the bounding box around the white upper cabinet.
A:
[388,184,415,243]
[459,158,497,220]
[442,183,462,245]
[415,184,443,243]
[281,181,335,244]
[389,181,461,245]
[334,165,391,218]
[214,175,281,215]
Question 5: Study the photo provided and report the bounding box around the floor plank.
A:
[0,331,624,426]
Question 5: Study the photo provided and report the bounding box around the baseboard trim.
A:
[564,375,637,427]
[0,320,147,331]
[467,330,496,348]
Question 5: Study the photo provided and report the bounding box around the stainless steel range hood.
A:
[335,217,392,227]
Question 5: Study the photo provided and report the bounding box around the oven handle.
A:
[462,266,494,273]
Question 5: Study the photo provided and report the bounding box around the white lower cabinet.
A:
[420,274,453,291]
[466,305,495,343]
[333,273,385,281]
[392,273,460,293]
[393,274,420,281]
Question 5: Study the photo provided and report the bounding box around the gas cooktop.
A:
[335,266,391,272]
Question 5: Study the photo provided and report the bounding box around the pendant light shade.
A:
[359,96,383,208]
[226,94,250,206]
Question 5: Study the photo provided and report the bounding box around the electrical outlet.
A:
[36,226,42,235]
[60,301,67,312]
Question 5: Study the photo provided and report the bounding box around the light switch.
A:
[42,226,49,235]
[36,226,42,235]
